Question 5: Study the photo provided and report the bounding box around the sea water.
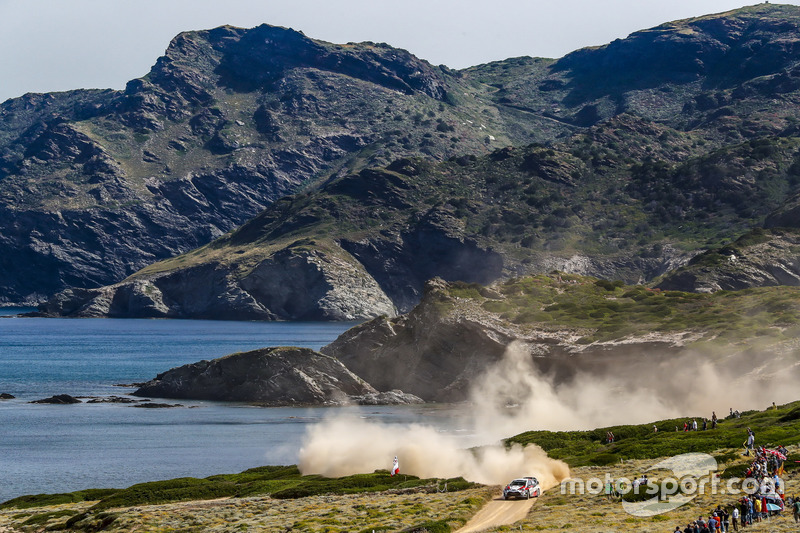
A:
[0,312,465,503]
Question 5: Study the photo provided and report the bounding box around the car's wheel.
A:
[525,490,530,499]
[534,488,540,497]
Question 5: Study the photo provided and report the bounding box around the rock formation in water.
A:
[133,346,421,405]
[30,394,81,404]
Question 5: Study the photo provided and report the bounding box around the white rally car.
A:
[502,476,540,500]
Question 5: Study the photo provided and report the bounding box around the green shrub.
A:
[594,279,623,291]
[21,509,78,525]
[404,519,451,533]
[590,453,620,466]
[1,489,118,510]
[721,464,749,479]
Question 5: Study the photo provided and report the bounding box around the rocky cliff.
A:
[133,346,421,405]
[38,242,397,320]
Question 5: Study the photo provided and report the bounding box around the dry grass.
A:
[0,487,493,532]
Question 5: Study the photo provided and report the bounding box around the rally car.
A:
[503,476,540,500]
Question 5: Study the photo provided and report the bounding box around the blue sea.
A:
[0,310,465,503]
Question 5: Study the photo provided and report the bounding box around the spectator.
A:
[793,495,800,523]
[744,431,755,456]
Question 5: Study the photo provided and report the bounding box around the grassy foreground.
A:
[2,402,799,532]
[0,470,476,532]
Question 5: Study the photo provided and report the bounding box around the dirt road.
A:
[456,492,537,533]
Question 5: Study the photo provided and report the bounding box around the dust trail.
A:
[298,415,569,488]
[297,342,578,485]
[298,341,800,484]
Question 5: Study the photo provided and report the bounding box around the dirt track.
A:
[456,492,537,533]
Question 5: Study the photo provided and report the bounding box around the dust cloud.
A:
[298,415,569,488]
[298,341,800,485]
[471,341,800,438]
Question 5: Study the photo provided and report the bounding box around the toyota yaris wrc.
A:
[503,477,540,500]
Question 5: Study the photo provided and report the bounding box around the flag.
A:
[391,456,399,476]
[765,448,787,460]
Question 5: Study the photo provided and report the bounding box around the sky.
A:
[1,0,799,103]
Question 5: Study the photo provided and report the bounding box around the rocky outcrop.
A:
[30,394,81,404]
[656,229,800,292]
[85,396,139,404]
[134,346,381,405]
[350,390,424,406]
[0,393,15,399]
[38,245,397,320]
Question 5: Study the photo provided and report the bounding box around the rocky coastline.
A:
[132,346,423,406]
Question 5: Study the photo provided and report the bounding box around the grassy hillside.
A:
[441,272,800,345]
[0,469,476,531]
[509,400,800,468]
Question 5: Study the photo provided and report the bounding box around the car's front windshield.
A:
[511,480,526,485]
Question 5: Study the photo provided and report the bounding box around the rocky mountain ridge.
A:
[39,115,800,320]
[11,4,800,309]
[0,24,545,305]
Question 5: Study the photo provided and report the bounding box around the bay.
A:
[0,314,465,503]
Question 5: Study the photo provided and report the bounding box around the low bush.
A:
[404,519,452,533]
[21,509,78,526]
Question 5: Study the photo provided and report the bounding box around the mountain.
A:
[0,24,558,305]
[13,4,800,310]
[38,113,800,319]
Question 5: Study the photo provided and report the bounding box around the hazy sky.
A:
[1,0,798,103]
